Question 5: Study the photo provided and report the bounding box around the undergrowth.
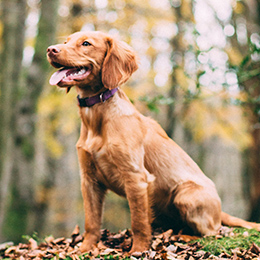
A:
[2,227,260,259]
[195,227,260,256]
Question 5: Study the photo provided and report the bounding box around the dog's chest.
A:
[95,149,126,195]
[83,129,102,154]
[82,133,126,196]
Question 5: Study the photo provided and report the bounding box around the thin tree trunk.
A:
[248,0,260,222]
[249,122,260,221]
[231,0,260,222]
[166,4,181,138]
[15,0,59,235]
[167,1,194,138]
[0,0,59,241]
[0,0,27,241]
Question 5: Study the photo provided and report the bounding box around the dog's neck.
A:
[76,87,136,133]
[75,86,117,132]
[77,88,118,107]
[75,85,107,100]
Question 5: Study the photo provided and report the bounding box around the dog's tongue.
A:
[49,68,71,86]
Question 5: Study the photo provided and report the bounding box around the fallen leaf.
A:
[0,242,14,251]
[53,237,65,244]
[5,246,17,254]
[166,244,177,252]
[29,238,38,250]
[250,242,260,254]
[151,238,163,250]
[71,225,80,237]
[45,235,54,244]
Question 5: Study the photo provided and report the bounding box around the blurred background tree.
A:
[0,0,260,243]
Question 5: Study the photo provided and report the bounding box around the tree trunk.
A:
[247,0,260,223]
[0,0,59,242]
[167,0,194,138]
[231,0,260,222]
[0,0,27,242]
[14,0,59,236]
[249,120,260,221]
[166,4,181,138]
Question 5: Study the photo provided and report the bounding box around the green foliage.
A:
[139,95,174,113]
[233,41,260,120]
[20,137,34,159]
[235,43,260,83]
[2,184,29,244]
[22,232,40,243]
[195,228,260,256]
[64,253,131,260]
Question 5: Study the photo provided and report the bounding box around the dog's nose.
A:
[47,45,61,55]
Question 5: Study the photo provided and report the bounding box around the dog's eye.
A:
[82,41,91,46]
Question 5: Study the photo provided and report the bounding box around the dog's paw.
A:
[79,232,101,253]
[79,240,96,253]
[253,223,260,232]
[129,251,144,258]
[129,242,149,254]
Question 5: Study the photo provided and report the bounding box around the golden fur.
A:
[47,31,260,253]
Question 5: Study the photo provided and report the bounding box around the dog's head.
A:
[47,31,138,92]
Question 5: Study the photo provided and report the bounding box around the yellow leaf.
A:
[226,47,243,66]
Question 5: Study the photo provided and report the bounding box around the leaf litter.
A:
[1,225,260,259]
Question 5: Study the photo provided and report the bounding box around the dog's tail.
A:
[221,211,260,231]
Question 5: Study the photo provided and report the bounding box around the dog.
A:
[47,31,260,253]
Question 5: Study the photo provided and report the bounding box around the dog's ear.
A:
[102,37,138,90]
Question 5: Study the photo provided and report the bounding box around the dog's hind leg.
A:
[173,181,222,236]
[221,212,260,231]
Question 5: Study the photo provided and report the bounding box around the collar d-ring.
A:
[99,92,104,103]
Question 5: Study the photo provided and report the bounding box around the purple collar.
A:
[77,88,118,107]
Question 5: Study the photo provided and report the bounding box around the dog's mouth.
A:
[49,65,92,86]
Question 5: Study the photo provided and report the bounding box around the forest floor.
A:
[1,226,260,259]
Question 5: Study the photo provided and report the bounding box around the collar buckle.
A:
[77,88,118,107]
[99,92,104,103]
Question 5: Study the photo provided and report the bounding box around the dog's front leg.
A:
[125,175,152,253]
[77,148,106,253]
[80,175,106,252]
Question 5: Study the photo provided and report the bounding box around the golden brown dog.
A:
[47,31,260,253]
